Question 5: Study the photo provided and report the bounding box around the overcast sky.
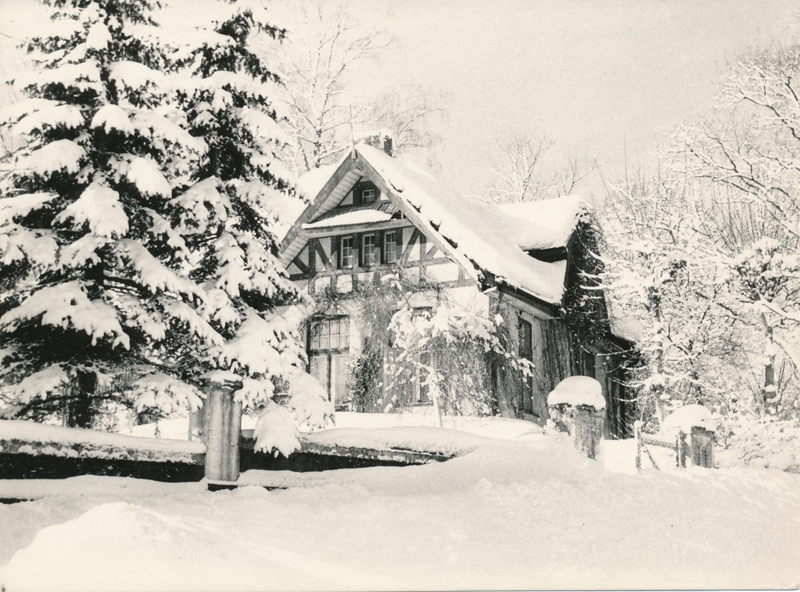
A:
[347,0,799,199]
[2,0,798,200]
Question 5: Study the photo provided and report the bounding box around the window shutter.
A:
[355,233,362,268]
[377,230,385,264]
[331,236,340,269]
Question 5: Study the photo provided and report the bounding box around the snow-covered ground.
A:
[2,415,799,591]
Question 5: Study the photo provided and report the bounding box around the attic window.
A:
[354,180,379,205]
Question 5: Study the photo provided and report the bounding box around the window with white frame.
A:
[340,235,354,268]
[308,317,351,408]
[384,231,397,264]
[363,233,379,266]
[361,187,376,203]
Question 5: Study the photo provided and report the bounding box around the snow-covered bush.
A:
[253,399,300,458]
[387,299,532,423]
[717,415,800,473]
[728,238,799,416]
[0,0,305,428]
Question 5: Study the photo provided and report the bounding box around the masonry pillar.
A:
[203,381,242,484]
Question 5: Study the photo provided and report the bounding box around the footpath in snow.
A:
[1,414,799,591]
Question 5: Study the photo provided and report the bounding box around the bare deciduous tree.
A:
[483,131,594,203]
[278,0,392,173]
[362,84,448,165]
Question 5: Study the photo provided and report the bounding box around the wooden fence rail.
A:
[634,421,714,470]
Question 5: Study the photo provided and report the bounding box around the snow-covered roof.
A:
[302,208,393,229]
[606,297,643,344]
[295,162,339,201]
[283,144,587,305]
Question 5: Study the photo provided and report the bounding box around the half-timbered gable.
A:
[279,141,637,437]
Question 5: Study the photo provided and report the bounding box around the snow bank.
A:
[547,376,605,410]
[304,426,488,458]
[717,416,800,472]
[3,434,798,591]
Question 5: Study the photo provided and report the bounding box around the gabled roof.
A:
[280,143,586,306]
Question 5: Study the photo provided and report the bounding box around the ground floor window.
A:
[308,316,351,409]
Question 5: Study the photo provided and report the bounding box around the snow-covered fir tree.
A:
[0,0,329,431]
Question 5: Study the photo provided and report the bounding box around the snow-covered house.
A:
[280,139,637,437]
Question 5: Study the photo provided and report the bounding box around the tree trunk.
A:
[651,305,667,426]
[65,371,97,429]
[760,311,776,415]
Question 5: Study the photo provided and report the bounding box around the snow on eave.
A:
[279,152,359,266]
[495,196,584,251]
[354,145,569,304]
[607,296,642,344]
[302,209,392,229]
[278,145,577,305]
[296,162,340,202]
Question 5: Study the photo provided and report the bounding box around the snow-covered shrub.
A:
[387,300,532,423]
[728,238,799,416]
[0,0,304,429]
[283,367,334,431]
[717,415,800,473]
[253,400,301,458]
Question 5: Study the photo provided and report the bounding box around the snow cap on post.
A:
[660,404,716,435]
[547,376,605,410]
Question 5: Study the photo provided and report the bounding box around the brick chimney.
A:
[359,129,394,156]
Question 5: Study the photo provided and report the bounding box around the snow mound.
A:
[284,367,335,431]
[547,376,605,410]
[661,405,715,435]
[254,400,300,457]
[1,502,247,592]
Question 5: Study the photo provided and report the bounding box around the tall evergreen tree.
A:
[0,0,311,428]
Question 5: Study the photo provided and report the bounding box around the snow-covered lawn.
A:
[2,416,799,591]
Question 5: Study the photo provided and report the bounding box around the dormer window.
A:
[361,188,376,203]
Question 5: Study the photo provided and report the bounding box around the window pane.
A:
[363,234,378,266]
[341,236,353,268]
[385,231,397,263]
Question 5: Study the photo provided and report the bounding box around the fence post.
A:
[690,426,715,468]
[572,405,605,460]
[677,430,688,468]
[203,381,243,483]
